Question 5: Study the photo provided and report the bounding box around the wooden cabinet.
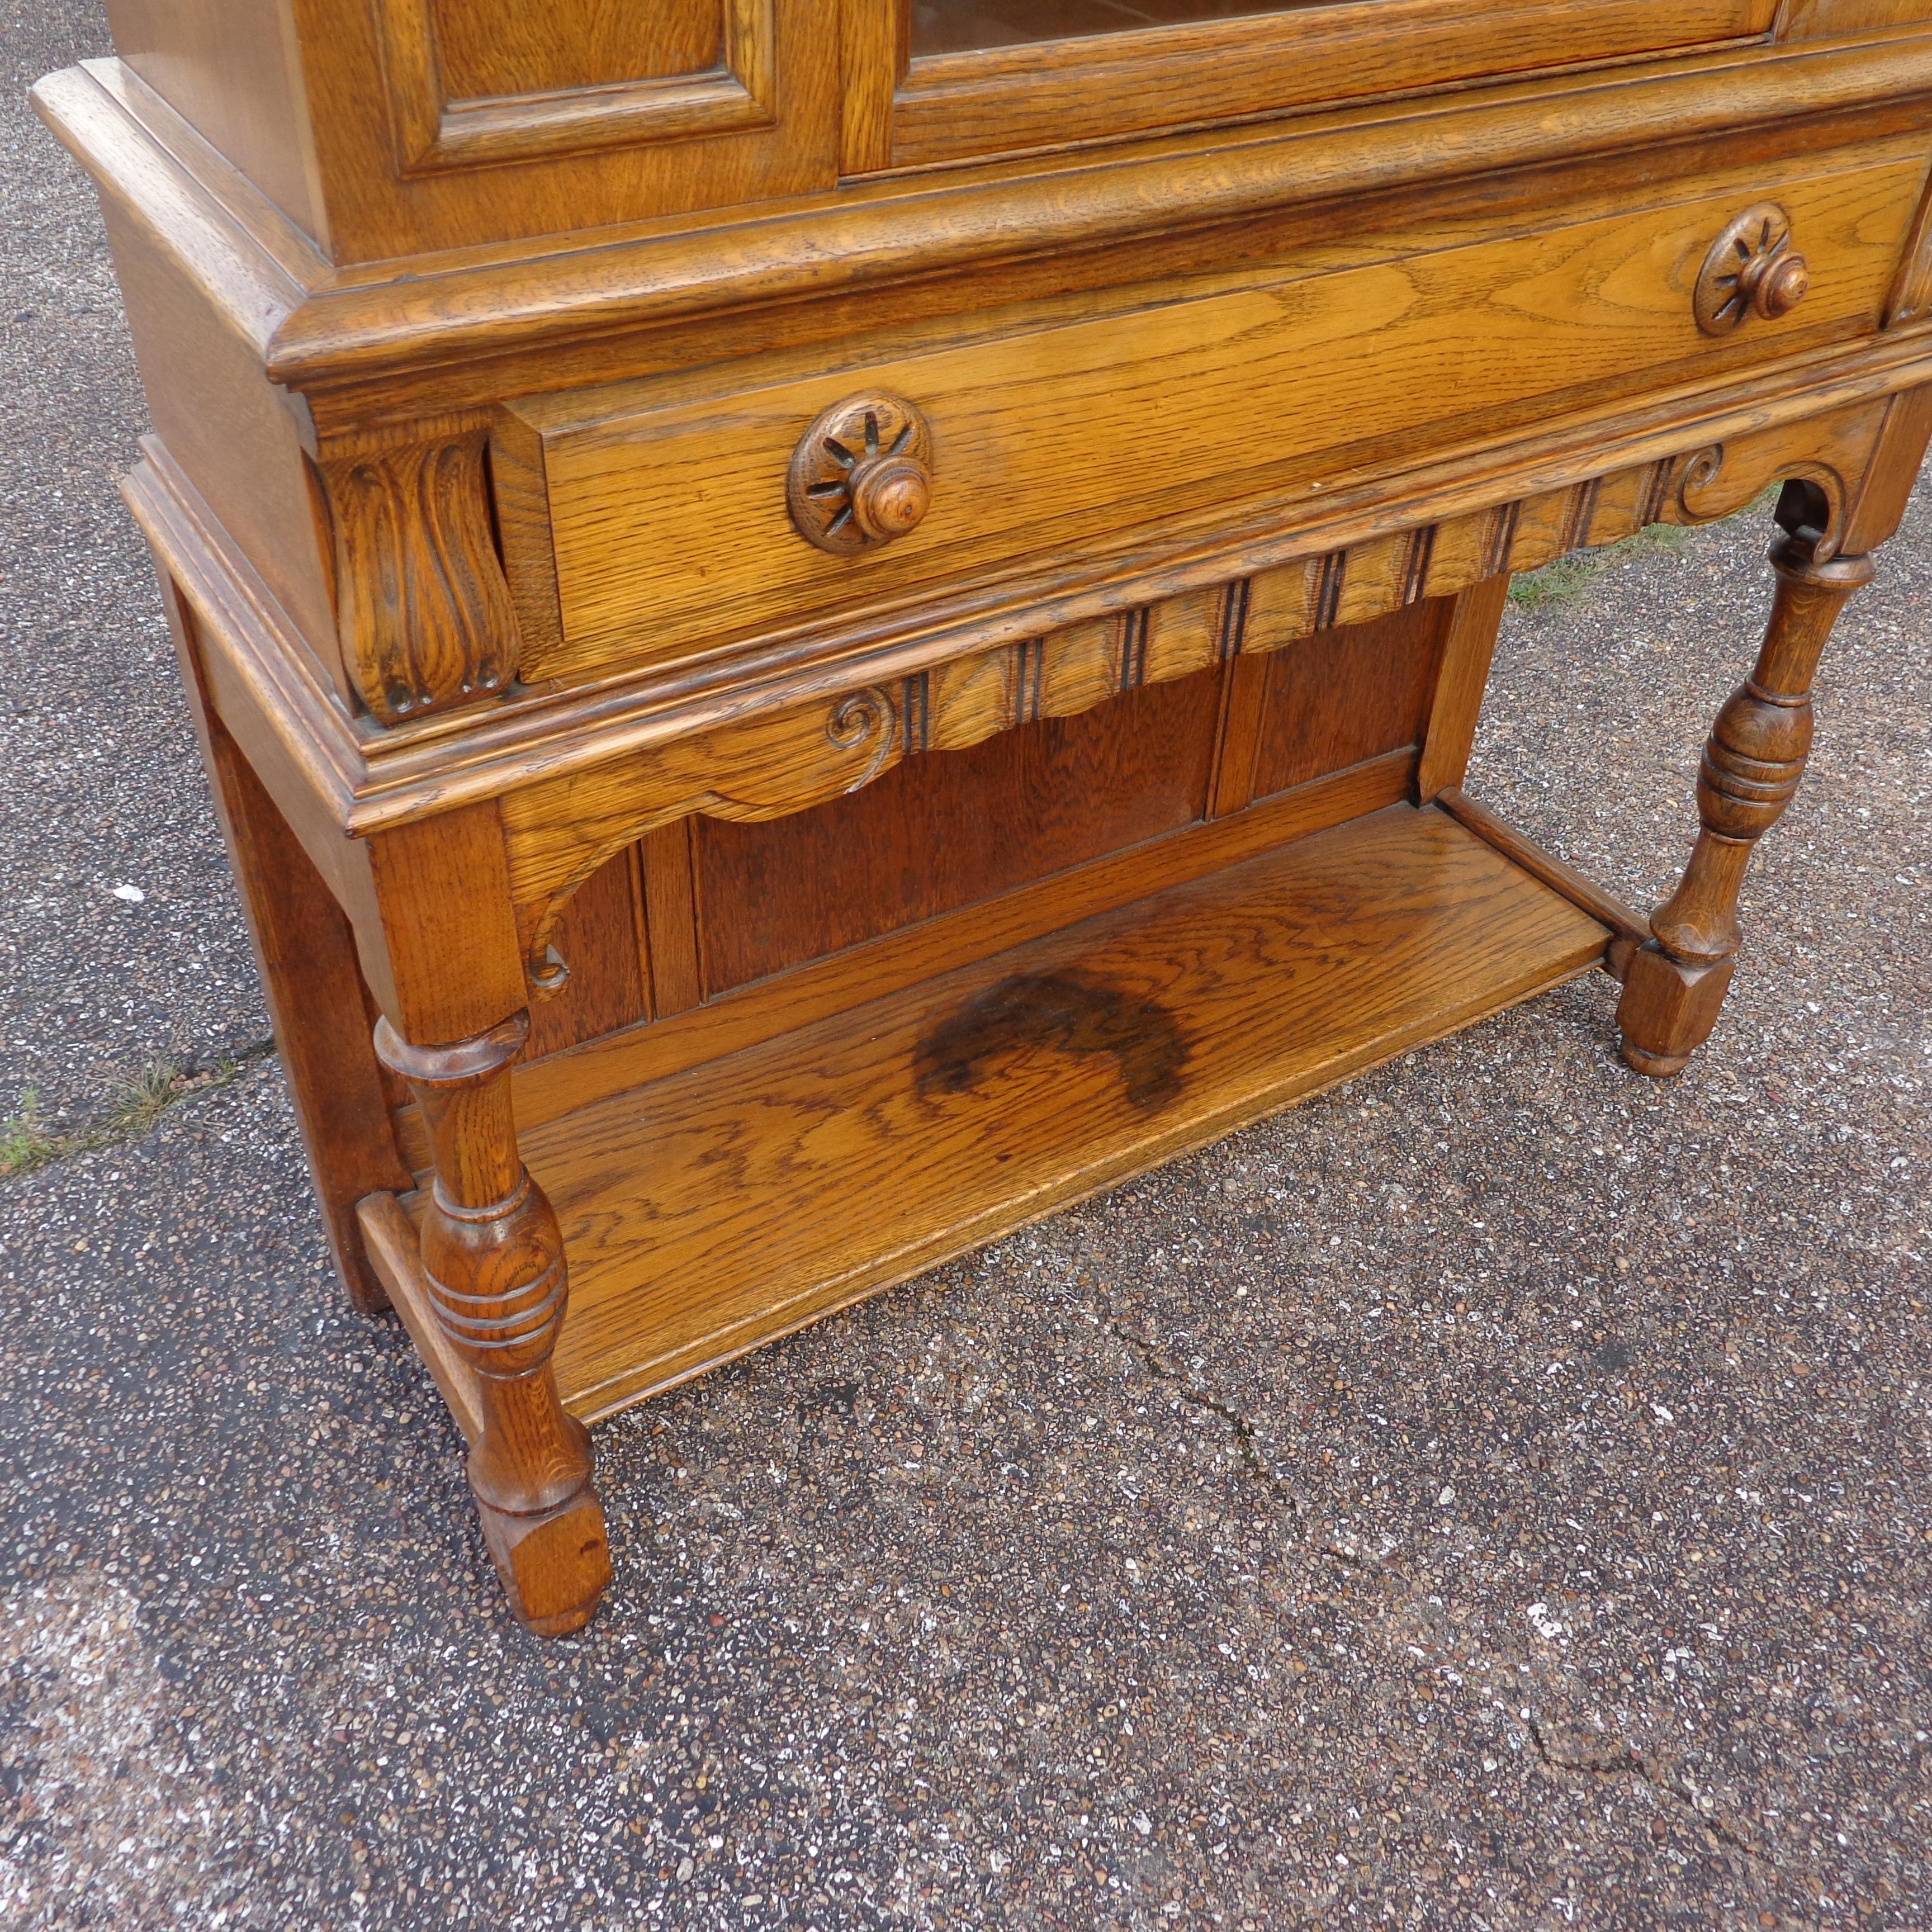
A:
[36,0,1932,1635]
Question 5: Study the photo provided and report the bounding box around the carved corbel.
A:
[317,422,522,725]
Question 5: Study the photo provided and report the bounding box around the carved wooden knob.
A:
[788,393,934,555]
[849,452,931,541]
[1695,203,1808,335]
[1750,252,1810,320]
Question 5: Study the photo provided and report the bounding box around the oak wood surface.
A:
[522,850,650,1060]
[358,1190,487,1442]
[100,0,322,240]
[429,0,722,100]
[1249,599,1448,800]
[415,749,1422,1177]
[259,42,1932,399]
[514,154,1924,683]
[484,804,1609,1418]
[693,666,1221,996]
[886,0,1774,172]
[164,578,415,1314]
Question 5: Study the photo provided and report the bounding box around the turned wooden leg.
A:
[1617,528,1874,1077]
[375,1012,611,1635]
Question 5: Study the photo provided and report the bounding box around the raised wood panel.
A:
[101,0,321,238]
[378,0,778,173]
[1778,0,1932,32]
[430,0,723,98]
[515,153,1922,683]
[508,804,1610,1418]
[886,0,1778,172]
[695,663,1223,995]
[1249,599,1449,800]
[280,0,835,260]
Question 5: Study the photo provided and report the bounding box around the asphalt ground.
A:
[3,6,1930,1928]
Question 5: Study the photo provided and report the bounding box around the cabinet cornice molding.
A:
[39,34,1932,404]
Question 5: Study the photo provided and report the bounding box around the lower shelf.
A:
[469,801,1607,1421]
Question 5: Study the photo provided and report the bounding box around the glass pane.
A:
[912,0,1320,58]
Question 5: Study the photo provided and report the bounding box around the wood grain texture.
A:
[694,665,1221,995]
[93,198,343,702]
[886,0,1773,171]
[497,804,1609,1419]
[100,0,322,239]
[1435,785,1649,979]
[523,850,650,1059]
[1415,574,1512,801]
[428,0,723,98]
[319,423,523,724]
[243,40,1932,389]
[515,157,1923,681]
[379,0,776,173]
[280,0,836,261]
[443,751,1420,1177]
[358,1190,487,1441]
[164,577,415,1313]
[362,802,529,1043]
[375,1013,610,1635]
[1248,599,1447,800]
[1778,0,1932,33]
[491,401,1896,972]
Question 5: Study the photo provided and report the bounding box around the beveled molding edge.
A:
[32,34,1932,399]
[496,392,1898,986]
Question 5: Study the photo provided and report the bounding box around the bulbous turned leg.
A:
[1618,529,1874,1077]
[374,1012,610,1635]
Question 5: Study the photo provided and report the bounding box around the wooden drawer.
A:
[496,144,1929,686]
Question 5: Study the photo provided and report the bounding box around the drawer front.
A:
[500,148,1928,684]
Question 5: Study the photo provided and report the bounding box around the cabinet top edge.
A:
[33,29,1932,400]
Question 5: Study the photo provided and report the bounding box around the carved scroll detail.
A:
[504,685,902,983]
[321,428,521,725]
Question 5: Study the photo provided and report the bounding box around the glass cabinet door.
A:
[912,1,1322,58]
[850,0,1781,175]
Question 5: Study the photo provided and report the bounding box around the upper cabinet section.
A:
[89,0,1932,268]
[847,0,1783,173]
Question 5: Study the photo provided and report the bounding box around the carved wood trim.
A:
[319,426,522,725]
[500,406,1886,989]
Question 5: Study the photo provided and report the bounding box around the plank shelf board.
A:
[391,802,1610,1422]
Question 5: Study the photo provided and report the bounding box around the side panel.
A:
[102,0,321,239]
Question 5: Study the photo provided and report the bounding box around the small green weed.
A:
[1509,520,1697,612]
[0,1044,274,1182]
[1509,484,1781,612]
[0,1090,60,1178]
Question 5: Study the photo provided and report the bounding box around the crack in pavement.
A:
[1106,1313,1773,1878]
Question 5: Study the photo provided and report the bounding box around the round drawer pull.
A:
[788,392,934,554]
[1695,203,1809,336]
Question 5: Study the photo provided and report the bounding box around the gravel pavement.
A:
[3,7,1930,1928]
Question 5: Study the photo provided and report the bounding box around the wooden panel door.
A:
[282,0,839,258]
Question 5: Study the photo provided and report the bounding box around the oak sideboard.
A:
[36,0,1932,1634]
